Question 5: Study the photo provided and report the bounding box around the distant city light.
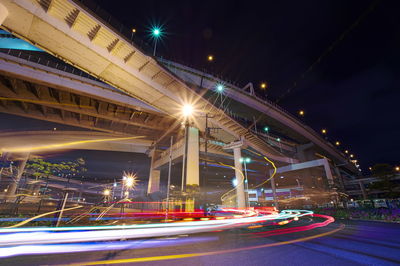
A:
[396,166,400,171]
[216,84,224,92]
[369,167,372,171]
[350,154,354,158]
[335,141,340,146]
[345,150,349,154]
[113,183,117,187]
[277,138,281,142]
[132,28,136,33]
[321,129,327,134]
[207,55,214,61]
[264,126,269,132]
[280,176,284,179]
[298,110,305,116]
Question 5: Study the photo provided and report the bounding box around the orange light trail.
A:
[1,136,144,153]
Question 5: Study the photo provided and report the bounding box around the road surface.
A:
[1,219,399,265]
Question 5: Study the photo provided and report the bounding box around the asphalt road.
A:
[1,219,400,266]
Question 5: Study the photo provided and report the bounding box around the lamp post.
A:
[152,27,161,56]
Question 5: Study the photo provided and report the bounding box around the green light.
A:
[153,28,161,37]
[277,138,281,142]
[240,157,251,163]
[264,126,269,132]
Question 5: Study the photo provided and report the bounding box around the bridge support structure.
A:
[223,139,246,209]
[6,152,30,200]
[147,148,161,194]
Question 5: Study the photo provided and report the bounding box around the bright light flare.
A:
[182,104,194,117]
[123,172,138,189]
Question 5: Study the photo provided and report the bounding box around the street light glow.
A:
[216,84,224,92]
[152,28,161,37]
[322,129,327,134]
[207,55,214,61]
[260,82,267,89]
[264,126,269,132]
[335,141,340,146]
[182,104,194,117]
[240,157,251,163]
[299,110,305,116]
[103,189,110,196]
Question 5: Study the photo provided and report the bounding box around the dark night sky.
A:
[91,0,399,171]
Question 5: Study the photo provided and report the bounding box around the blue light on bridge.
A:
[0,30,42,51]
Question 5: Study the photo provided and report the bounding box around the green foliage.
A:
[26,157,87,180]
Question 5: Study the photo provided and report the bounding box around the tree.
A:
[370,163,399,198]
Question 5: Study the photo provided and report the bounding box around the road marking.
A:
[69,224,345,265]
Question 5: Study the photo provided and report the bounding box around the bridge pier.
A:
[233,147,246,209]
[6,152,29,199]
[223,139,246,209]
[184,126,200,187]
[147,148,161,194]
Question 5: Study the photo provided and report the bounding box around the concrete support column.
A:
[321,158,334,187]
[359,180,367,200]
[185,126,199,186]
[334,167,345,190]
[233,147,245,209]
[6,153,29,198]
[0,3,8,26]
[270,174,279,209]
[147,149,161,194]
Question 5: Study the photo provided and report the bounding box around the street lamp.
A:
[131,28,136,40]
[298,110,305,116]
[260,82,267,90]
[182,104,194,118]
[151,27,162,56]
[207,55,214,62]
[321,129,327,134]
[103,189,110,196]
[335,141,340,146]
[216,84,224,93]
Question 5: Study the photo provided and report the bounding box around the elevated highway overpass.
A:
[0,0,359,207]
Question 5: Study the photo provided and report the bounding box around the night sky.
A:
[91,0,399,171]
